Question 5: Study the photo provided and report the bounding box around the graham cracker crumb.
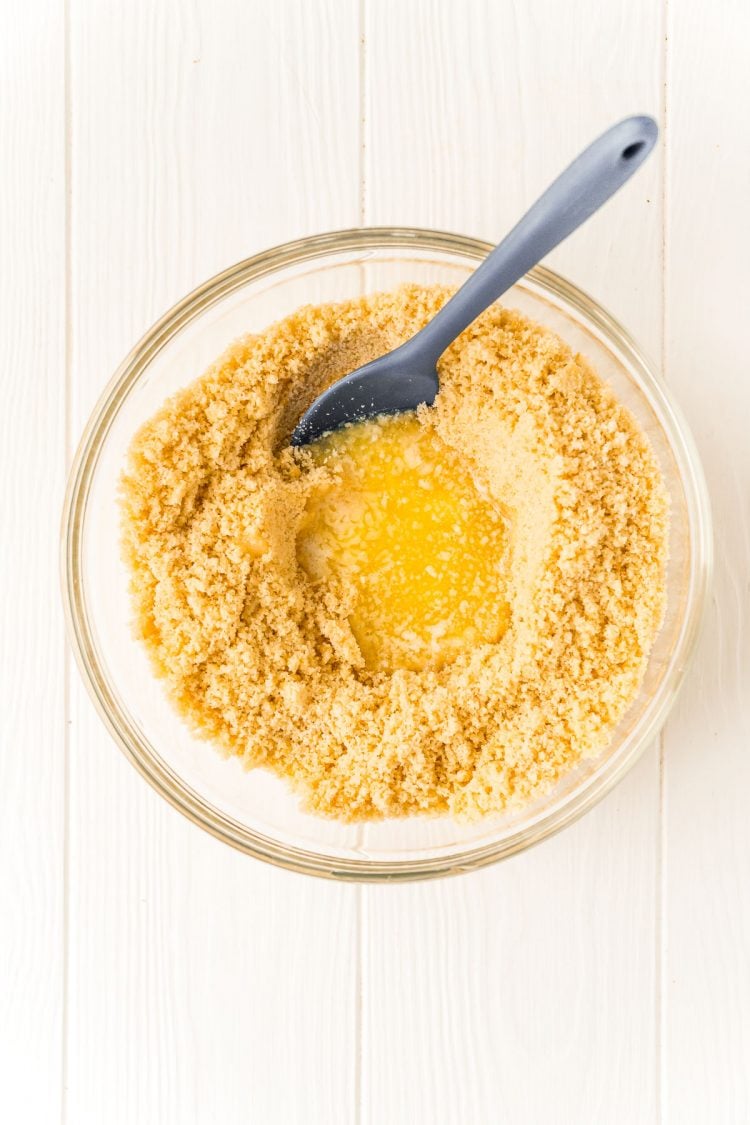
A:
[120,284,668,821]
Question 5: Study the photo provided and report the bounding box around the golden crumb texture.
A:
[120,284,668,821]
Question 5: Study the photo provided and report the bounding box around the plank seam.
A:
[358,0,367,225]
[61,0,72,1120]
[657,1,671,1120]
[354,886,363,1125]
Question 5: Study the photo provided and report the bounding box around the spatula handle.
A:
[406,115,658,365]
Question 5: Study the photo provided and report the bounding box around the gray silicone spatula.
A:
[291,115,657,446]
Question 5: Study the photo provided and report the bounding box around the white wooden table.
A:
[2,1,748,1121]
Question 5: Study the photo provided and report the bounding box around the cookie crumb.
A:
[120,284,668,821]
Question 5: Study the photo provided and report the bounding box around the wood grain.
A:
[0,2,66,1121]
[361,759,661,1125]
[362,0,664,346]
[362,2,664,1121]
[663,1,750,1119]
[66,2,361,1122]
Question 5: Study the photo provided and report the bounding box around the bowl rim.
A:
[61,226,713,882]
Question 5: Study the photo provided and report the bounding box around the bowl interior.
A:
[66,231,709,878]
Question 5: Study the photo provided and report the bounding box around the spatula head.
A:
[290,352,439,446]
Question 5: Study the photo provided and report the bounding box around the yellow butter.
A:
[297,412,510,671]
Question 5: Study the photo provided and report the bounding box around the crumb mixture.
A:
[120,284,668,820]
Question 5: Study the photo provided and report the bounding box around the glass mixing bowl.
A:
[61,228,712,881]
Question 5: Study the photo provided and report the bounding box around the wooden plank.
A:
[66,2,361,1122]
[361,2,664,1121]
[0,1,66,1121]
[663,1,750,1120]
[362,0,664,346]
[362,757,661,1124]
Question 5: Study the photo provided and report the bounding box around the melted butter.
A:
[297,413,510,672]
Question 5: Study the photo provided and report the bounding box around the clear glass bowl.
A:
[61,228,712,881]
